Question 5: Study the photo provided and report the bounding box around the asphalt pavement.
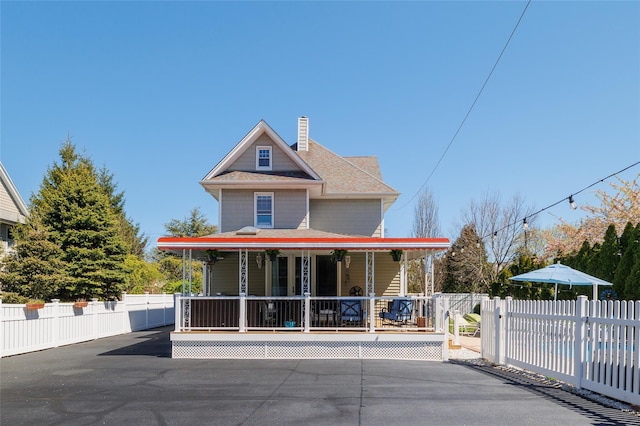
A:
[1,326,638,426]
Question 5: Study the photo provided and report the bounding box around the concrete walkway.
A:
[2,327,638,426]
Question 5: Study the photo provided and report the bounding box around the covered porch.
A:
[158,230,451,360]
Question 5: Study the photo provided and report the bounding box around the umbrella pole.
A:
[593,283,597,301]
[554,283,558,302]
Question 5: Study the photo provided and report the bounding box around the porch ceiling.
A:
[157,228,450,251]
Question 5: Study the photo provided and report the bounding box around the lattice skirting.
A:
[172,340,444,361]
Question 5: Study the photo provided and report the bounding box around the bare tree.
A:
[459,191,537,286]
[409,188,441,294]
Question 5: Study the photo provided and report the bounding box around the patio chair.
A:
[340,299,363,326]
[379,298,413,325]
[464,313,481,337]
[450,313,478,336]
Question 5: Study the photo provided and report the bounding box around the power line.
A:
[397,0,532,210]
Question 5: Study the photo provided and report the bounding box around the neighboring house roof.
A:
[0,162,28,224]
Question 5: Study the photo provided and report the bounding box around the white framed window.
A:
[255,192,274,228]
[256,146,272,170]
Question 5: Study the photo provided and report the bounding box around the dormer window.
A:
[256,146,272,170]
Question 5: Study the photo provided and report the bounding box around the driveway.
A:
[1,327,637,425]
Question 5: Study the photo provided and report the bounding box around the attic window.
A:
[256,146,272,170]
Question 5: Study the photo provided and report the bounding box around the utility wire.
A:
[397,0,532,210]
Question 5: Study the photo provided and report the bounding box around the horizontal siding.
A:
[220,190,254,232]
[210,252,265,296]
[310,199,381,237]
[341,252,400,296]
[275,190,307,229]
[0,179,21,221]
[227,133,301,172]
[221,189,307,232]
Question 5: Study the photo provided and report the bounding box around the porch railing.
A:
[174,294,448,333]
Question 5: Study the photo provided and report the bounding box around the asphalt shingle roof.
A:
[296,140,398,195]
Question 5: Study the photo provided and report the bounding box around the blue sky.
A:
[1,1,639,245]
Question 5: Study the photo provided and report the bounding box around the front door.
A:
[316,255,337,296]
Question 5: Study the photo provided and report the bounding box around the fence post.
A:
[432,293,442,332]
[493,297,502,364]
[51,299,60,347]
[453,309,460,346]
[239,293,246,332]
[574,295,588,389]
[174,294,181,332]
[503,297,511,365]
[144,292,150,330]
[304,293,311,333]
[162,292,168,326]
[91,298,99,339]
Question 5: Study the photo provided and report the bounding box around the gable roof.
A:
[0,162,29,224]
[202,120,321,182]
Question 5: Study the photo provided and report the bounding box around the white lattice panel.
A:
[361,341,442,361]
[173,341,264,359]
[172,339,444,361]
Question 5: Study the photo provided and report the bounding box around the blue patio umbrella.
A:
[509,263,612,301]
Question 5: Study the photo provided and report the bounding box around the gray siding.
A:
[309,199,382,237]
[211,252,266,296]
[341,253,400,297]
[221,189,307,232]
[227,133,301,172]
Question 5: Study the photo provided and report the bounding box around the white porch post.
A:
[181,249,186,295]
[188,249,193,295]
[400,253,407,296]
[202,262,208,296]
[367,251,376,333]
[239,249,248,295]
[239,292,246,332]
[302,251,310,294]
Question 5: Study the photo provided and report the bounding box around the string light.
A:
[479,160,639,241]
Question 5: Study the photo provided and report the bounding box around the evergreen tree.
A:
[623,223,640,300]
[97,167,148,258]
[164,207,217,237]
[29,141,127,300]
[614,223,636,298]
[0,214,65,301]
[595,224,619,283]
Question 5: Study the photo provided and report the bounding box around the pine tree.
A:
[97,167,148,258]
[613,222,636,298]
[623,223,640,300]
[0,214,65,301]
[29,141,127,300]
[595,224,619,283]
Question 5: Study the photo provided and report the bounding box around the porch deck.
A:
[171,294,450,361]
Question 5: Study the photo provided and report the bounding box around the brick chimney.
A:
[297,116,308,151]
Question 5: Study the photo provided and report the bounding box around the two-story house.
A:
[158,117,451,360]
[158,117,449,299]
[0,163,28,256]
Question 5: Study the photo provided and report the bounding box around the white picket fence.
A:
[1,292,175,357]
[481,296,640,405]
